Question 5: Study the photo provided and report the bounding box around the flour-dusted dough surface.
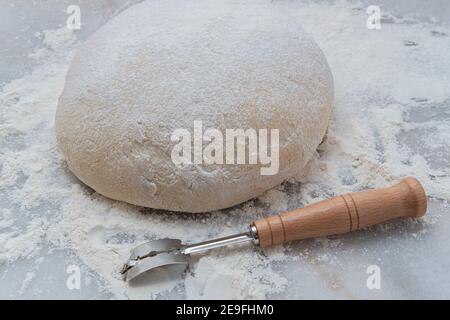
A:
[55,0,333,212]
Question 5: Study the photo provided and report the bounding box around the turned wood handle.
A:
[253,177,427,247]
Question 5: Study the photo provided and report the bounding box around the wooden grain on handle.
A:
[253,177,427,248]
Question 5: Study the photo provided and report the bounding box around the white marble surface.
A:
[1,0,449,299]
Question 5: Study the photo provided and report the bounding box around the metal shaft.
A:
[181,225,258,255]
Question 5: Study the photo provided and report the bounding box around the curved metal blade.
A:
[122,239,190,281]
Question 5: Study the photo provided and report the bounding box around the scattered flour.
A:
[0,1,449,299]
[18,272,35,296]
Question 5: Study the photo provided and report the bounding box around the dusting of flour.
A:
[1,1,449,299]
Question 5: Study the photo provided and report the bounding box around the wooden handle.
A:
[253,177,427,247]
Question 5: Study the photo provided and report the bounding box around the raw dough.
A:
[55,0,333,212]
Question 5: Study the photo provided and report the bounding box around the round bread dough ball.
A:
[55,0,333,213]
